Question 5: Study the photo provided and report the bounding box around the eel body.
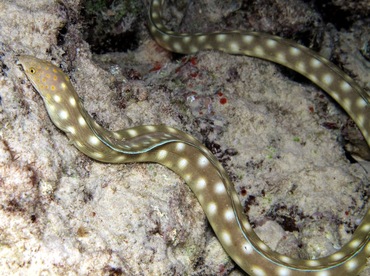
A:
[18,0,370,275]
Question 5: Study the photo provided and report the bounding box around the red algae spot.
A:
[149,62,162,72]
[190,56,197,65]
[181,56,197,65]
[190,72,199,78]
[220,97,227,104]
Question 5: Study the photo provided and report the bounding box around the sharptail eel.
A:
[18,0,369,275]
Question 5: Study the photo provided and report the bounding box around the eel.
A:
[18,0,370,275]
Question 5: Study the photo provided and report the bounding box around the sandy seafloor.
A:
[0,0,369,275]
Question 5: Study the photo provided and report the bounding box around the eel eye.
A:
[30,67,36,74]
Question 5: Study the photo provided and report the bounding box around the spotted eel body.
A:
[18,0,370,275]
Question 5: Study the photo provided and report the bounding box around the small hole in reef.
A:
[79,0,144,54]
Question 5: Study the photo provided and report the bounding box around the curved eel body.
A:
[18,0,369,275]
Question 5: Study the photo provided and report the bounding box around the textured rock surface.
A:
[0,0,369,275]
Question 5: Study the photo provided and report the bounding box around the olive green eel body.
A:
[18,0,370,275]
